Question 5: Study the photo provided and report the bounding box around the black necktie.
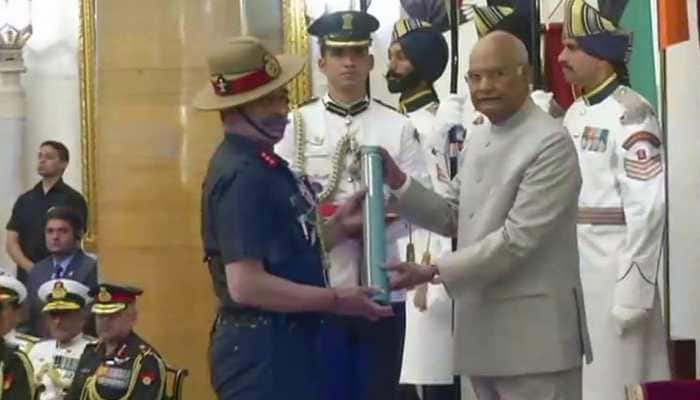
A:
[53,264,65,279]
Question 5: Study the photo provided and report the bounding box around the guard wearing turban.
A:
[560,1,670,399]
[388,18,464,400]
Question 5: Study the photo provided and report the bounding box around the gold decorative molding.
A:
[282,0,312,106]
[79,0,97,252]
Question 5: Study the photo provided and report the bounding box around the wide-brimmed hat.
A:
[193,36,305,111]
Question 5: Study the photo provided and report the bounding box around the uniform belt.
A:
[216,308,321,329]
[576,207,626,225]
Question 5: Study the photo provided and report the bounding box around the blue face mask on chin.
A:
[256,115,289,139]
[239,111,289,141]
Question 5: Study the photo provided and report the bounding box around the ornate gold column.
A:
[283,0,312,106]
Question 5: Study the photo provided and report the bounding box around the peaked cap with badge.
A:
[308,10,379,47]
[38,279,91,313]
[89,283,143,315]
[0,273,27,305]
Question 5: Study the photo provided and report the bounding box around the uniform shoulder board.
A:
[612,86,655,126]
[4,341,19,351]
[84,341,99,351]
[15,332,40,344]
[84,335,98,343]
[296,97,319,108]
[426,102,439,115]
[372,98,400,113]
[138,342,161,357]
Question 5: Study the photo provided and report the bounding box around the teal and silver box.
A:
[361,146,390,304]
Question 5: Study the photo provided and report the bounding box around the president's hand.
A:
[386,261,437,291]
[377,147,407,190]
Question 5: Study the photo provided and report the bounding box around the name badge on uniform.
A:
[581,127,609,152]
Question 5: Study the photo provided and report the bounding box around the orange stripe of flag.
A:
[659,0,690,48]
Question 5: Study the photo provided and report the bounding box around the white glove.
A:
[611,305,649,336]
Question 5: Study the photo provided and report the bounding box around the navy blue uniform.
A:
[202,134,326,400]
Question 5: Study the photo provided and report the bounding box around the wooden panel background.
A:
[94,1,241,398]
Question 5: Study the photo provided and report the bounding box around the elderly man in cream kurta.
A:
[381,32,592,400]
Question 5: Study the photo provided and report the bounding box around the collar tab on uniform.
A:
[323,96,369,117]
[583,73,620,106]
[258,150,281,168]
[399,87,438,114]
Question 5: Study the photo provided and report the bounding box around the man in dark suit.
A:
[26,207,98,337]
[5,141,88,282]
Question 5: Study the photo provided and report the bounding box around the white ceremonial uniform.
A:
[29,334,94,400]
[564,78,670,400]
[5,329,39,354]
[277,94,431,302]
[398,94,464,385]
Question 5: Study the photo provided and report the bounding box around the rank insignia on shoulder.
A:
[259,151,280,168]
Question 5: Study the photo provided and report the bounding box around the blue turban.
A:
[564,0,633,64]
[391,19,448,83]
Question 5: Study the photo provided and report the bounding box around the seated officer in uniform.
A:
[0,274,36,399]
[29,279,95,400]
[194,36,393,400]
[0,272,40,353]
[65,283,165,400]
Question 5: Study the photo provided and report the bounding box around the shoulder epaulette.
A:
[296,97,319,108]
[612,86,655,126]
[15,333,40,344]
[426,102,439,115]
[5,341,19,351]
[373,98,400,113]
[84,335,98,343]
